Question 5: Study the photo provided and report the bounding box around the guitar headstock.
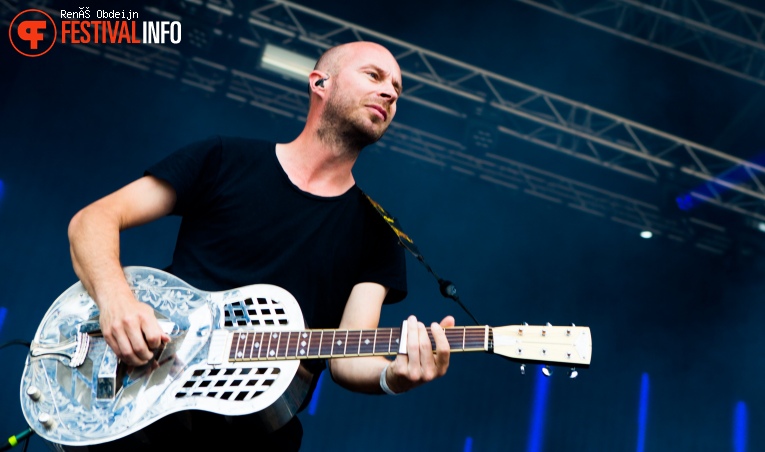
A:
[491,324,591,368]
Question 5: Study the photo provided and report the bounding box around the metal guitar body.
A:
[20,267,312,447]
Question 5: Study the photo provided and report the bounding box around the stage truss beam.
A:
[516,0,765,86]
[5,0,760,254]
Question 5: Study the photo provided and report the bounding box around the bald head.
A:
[314,43,351,74]
[315,42,394,72]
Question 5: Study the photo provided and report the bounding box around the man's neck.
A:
[276,130,359,197]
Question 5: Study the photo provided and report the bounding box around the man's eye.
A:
[368,72,379,79]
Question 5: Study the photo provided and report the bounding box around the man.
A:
[68,41,453,450]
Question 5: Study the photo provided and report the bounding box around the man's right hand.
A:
[98,290,170,367]
[68,176,177,367]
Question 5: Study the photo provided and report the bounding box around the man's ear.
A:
[309,71,330,94]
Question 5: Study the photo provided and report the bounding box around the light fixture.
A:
[541,365,552,377]
[640,230,653,239]
[260,44,316,82]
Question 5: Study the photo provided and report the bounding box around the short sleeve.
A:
[144,136,223,216]
[359,201,408,304]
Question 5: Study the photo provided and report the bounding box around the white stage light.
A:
[260,44,316,82]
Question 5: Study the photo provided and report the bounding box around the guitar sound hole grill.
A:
[223,298,291,328]
[175,366,280,401]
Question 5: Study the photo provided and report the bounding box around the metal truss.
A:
[5,0,757,253]
[245,1,765,222]
[516,0,765,86]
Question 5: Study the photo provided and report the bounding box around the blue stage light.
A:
[637,373,650,452]
[675,194,696,211]
[526,366,551,452]
[463,436,473,452]
[0,307,7,334]
[307,371,325,415]
[733,401,748,452]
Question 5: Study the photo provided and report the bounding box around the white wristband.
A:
[380,363,398,395]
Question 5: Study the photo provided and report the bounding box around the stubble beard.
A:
[317,88,388,154]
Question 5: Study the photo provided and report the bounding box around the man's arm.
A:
[68,175,176,366]
[328,282,454,394]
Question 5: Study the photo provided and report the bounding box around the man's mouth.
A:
[367,105,387,121]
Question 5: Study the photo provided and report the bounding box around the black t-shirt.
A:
[122,136,407,449]
[145,135,407,330]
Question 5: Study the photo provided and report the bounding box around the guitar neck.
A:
[227,326,489,362]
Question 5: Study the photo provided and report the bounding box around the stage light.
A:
[307,370,325,415]
[568,368,578,379]
[541,366,552,377]
[637,373,650,452]
[527,366,551,452]
[260,44,316,83]
[640,230,653,239]
[0,307,7,334]
[734,401,748,452]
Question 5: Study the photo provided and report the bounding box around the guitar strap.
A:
[363,192,480,325]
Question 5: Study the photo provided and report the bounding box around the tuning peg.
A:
[542,365,552,377]
[568,368,579,379]
[520,364,526,375]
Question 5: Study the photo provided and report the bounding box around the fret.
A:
[342,330,349,356]
[320,330,334,357]
[275,332,282,359]
[235,332,247,361]
[359,330,375,355]
[284,331,294,358]
[388,328,393,354]
[462,327,466,352]
[311,331,319,357]
[277,332,290,359]
[357,330,367,354]
[373,328,378,355]
[266,331,275,360]
[295,331,308,358]
[315,330,325,357]
[257,331,265,360]
[330,330,341,357]
[247,332,255,360]
[284,332,293,358]
[304,331,315,358]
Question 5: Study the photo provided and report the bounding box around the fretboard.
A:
[227,326,489,362]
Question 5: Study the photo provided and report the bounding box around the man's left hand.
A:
[386,315,455,393]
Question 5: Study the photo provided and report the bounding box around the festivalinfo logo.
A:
[9,7,182,57]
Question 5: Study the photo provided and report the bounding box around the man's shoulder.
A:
[208,136,277,167]
[216,136,275,152]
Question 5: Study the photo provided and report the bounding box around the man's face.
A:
[321,43,402,147]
